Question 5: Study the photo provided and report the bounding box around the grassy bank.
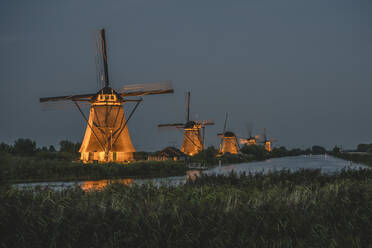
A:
[331,152,372,167]
[1,169,371,247]
[0,153,187,183]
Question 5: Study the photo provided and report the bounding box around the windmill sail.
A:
[119,81,173,97]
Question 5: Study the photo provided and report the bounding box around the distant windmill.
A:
[217,113,239,155]
[40,29,174,163]
[239,123,260,146]
[259,128,277,152]
[158,92,214,156]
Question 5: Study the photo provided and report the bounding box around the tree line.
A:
[0,139,81,160]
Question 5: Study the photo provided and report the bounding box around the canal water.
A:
[14,155,369,191]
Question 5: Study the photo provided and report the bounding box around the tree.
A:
[13,138,36,156]
[357,144,372,152]
[0,142,13,154]
[271,146,288,157]
[311,145,326,155]
[48,145,56,152]
[332,146,341,154]
[194,146,218,163]
[240,145,266,160]
[59,140,80,154]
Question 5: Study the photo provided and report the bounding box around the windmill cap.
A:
[224,131,236,137]
[185,121,196,128]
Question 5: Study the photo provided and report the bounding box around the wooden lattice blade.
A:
[40,100,90,111]
[40,93,96,102]
[119,81,173,97]
[158,123,185,128]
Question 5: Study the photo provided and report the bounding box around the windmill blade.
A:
[246,123,253,137]
[95,29,105,88]
[198,120,214,126]
[39,93,95,111]
[40,93,96,103]
[158,123,185,128]
[119,81,174,97]
[186,92,190,122]
[40,100,90,111]
[95,29,110,88]
[223,113,228,134]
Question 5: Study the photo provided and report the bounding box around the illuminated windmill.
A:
[40,29,173,163]
[158,92,214,156]
[239,124,260,146]
[259,128,277,152]
[217,113,239,155]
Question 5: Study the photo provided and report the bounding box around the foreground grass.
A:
[0,154,187,183]
[1,169,371,247]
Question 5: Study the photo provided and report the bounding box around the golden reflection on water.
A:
[186,170,200,181]
[81,170,202,191]
[80,178,134,191]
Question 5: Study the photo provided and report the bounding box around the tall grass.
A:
[1,169,371,247]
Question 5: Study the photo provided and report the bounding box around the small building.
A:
[148,147,187,161]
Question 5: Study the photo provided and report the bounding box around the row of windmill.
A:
[158,92,276,156]
[40,28,276,163]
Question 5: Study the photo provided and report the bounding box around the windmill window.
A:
[105,96,109,100]
[111,96,114,100]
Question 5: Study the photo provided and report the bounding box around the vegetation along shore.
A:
[0,138,326,183]
[1,169,371,247]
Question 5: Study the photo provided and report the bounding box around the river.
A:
[14,155,369,191]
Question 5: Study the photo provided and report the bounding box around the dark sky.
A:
[1,0,371,151]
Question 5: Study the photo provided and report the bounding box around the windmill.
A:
[40,29,174,163]
[217,113,239,155]
[239,123,260,146]
[259,128,277,152]
[158,92,214,156]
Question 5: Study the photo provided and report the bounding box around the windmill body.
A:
[79,89,135,162]
[181,121,204,156]
[219,132,239,155]
[261,128,277,152]
[218,113,239,155]
[40,29,173,163]
[264,141,272,152]
[158,92,214,156]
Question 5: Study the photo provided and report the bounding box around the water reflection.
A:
[186,170,200,181]
[80,178,134,191]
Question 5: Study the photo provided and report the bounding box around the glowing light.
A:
[80,178,134,191]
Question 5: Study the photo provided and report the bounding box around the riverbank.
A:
[331,152,372,167]
[1,169,371,247]
[0,154,187,183]
[0,149,307,183]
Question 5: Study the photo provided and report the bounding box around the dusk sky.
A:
[0,0,371,151]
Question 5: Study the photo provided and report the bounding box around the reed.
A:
[1,169,371,247]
